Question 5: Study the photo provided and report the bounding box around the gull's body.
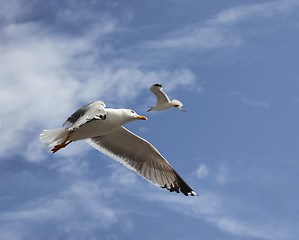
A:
[69,108,136,140]
[148,84,187,112]
[40,100,197,196]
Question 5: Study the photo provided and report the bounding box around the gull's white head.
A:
[120,109,147,122]
[104,108,147,128]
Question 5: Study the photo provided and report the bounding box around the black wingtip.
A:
[174,170,197,196]
[153,83,162,87]
[100,114,106,120]
[161,179,197,196]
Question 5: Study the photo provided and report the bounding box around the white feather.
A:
[39,128,69,147]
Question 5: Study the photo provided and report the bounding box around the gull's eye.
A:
[131,110,135,114]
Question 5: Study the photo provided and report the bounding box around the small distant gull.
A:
[40,100,197,196]
[148,84,187,112]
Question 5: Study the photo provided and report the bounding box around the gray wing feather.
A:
[63,101,106,130]
[150,84,170,104]
[86,127,196,196]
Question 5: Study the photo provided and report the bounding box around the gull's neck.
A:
[105,108,135,126]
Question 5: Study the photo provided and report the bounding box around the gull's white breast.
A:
[153,102,173,111]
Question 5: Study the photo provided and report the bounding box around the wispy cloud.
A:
[144,191,292,240]
[0,162,165,239]
[212,216,290,240]
[146,0,299,50]
[229,92,270,108]
[0,0,26,23]
[0,180,122,239]
[194,162,230,183]
[194,164,209,179]
[215,162,230,184]
[1,165,293,240]
[242,99,270,108]
[213,0,299,25]
[0,0,197,161]
[146,21,240,50]
[108,164,138,186]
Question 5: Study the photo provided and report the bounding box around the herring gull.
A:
[148,84,187,112]
[40,100,197,196]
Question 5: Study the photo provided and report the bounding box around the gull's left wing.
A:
[87,126,197,196]
[63,101,106,130]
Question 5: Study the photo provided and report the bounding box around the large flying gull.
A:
[40,100,197,196]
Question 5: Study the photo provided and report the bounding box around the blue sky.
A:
[0,0,299,239]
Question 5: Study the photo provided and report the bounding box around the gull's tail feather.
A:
[40,128,70,147]
[178,108,188,113]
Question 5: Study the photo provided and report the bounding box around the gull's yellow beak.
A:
[137,115,147,120]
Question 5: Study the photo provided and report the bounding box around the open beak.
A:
[137,115,147,120]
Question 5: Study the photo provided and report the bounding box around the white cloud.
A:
[194,164,209,179]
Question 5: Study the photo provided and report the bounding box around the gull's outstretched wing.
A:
[150,84,170,105]
[63,101,106,130]
[87,127,197,196]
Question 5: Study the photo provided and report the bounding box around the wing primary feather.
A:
[150,84,170,104]
[86,127,197,196]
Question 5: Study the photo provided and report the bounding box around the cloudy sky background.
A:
[1,0,299,239]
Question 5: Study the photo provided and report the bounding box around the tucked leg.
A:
[51,132,73,153]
